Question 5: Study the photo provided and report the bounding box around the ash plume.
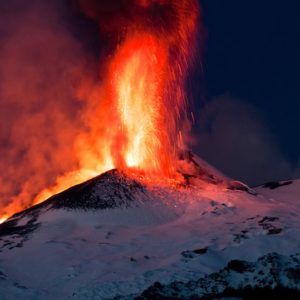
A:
[0,0,86,216]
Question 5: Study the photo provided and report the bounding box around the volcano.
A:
[2,1,298,299]
[1,153,300,299]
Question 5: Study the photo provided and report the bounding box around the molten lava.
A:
[78,33,179,178]
[112,35,171,173]
[0,0,200,222]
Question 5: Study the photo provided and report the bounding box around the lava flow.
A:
[0,0,200,222]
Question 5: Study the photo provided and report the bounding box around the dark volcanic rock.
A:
[0,209,40,250]
[227,259,253,273]
[49,169,147,210]
[135,253,300,300]
[263,181,293,190]
[9,169,147,218]
[0,217,39,238]
[258,216,282,235]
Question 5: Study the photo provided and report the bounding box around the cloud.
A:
[194,93,300,186]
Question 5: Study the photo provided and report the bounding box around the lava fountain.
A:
[73,0,200,178]
[0,0,200,221]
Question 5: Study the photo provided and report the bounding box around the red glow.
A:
[0,0,200,222]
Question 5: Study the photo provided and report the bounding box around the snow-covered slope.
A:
[0,157,299,299]
[136,179,300,299]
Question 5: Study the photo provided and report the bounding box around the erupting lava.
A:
[77,33,181,178]
[1,0,200,222]
[110,35,172,173]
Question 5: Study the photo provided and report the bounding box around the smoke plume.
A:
[0,0,87,217]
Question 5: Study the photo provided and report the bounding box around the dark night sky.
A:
[194,0,300,185]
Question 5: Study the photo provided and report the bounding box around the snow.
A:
[0,172,300,299]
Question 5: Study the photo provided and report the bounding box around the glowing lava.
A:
[109,34,174,174]
[0,0,200,222]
